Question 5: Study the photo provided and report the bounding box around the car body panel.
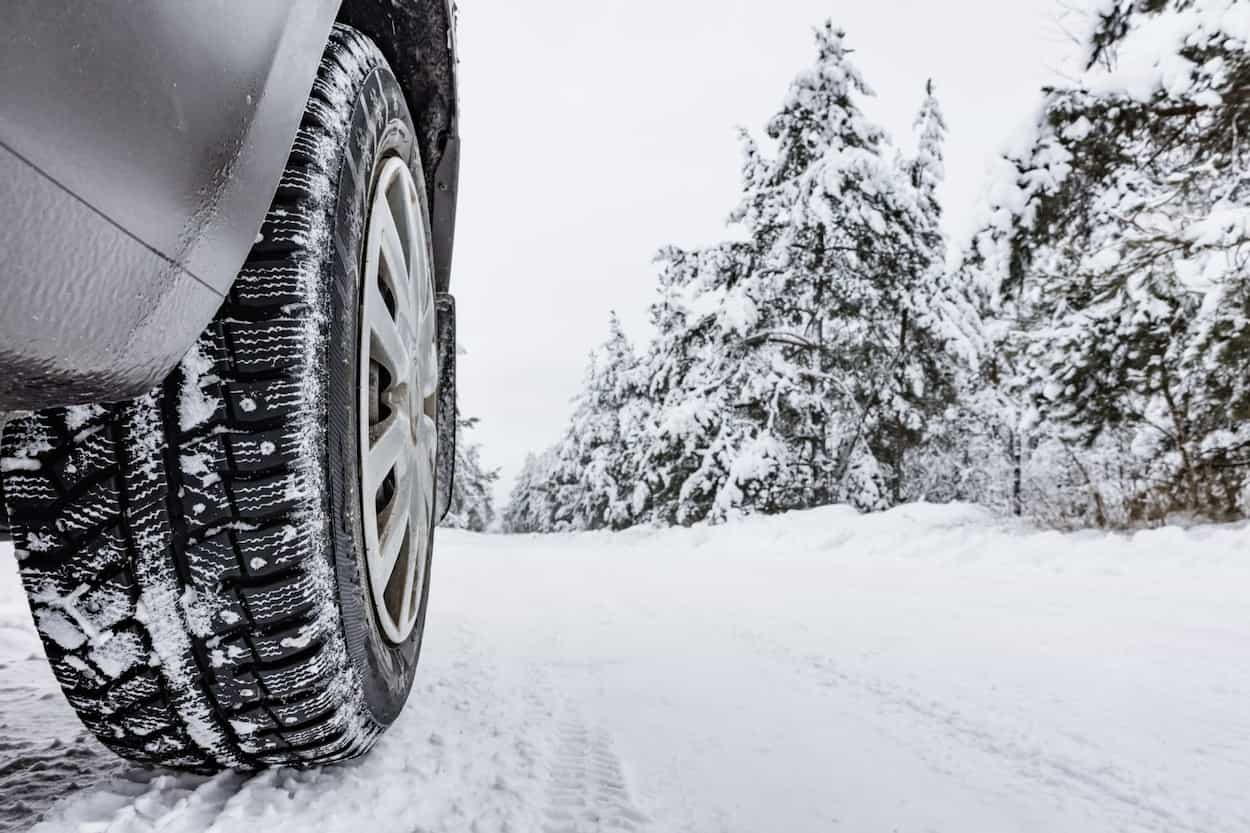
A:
[0,0,341,411]
[1,2,344,295]
[0,144,224,410]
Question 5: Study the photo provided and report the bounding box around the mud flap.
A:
[434,293,456,523]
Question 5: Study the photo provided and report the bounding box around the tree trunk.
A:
[1009,429,1023,517]
[1063,441,1107,528]
[1160,374,1200,512]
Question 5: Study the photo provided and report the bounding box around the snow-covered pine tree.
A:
[727,23,954,509]
[543,313,650,530]
[632,234,826,525]
[966,0,1250,525]
[501,448,560,533]
[627,244,739,526]
[440,417,500,532]
[624,23,962,523]
[898,147,985,502]
[895,78,968,503]
[911,79,946,218]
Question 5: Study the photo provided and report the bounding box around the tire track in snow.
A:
[0,554,123,833]
[0,663,124,833]
[541,711,650,833]
[783,645,1226,833]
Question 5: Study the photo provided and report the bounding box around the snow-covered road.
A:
[2,504,1249,833]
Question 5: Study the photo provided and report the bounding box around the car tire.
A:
[0,24,439,771]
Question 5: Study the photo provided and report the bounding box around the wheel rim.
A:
[358,156,438,645]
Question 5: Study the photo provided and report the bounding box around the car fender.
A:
[0,1,339,410]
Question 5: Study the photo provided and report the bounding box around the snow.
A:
[33,608,86,651]
[88,631,142,679]
[177,342,222,433]
[2,504,1249,832]
[1080,0,1250,101]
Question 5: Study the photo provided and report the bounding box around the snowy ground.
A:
[2,503,1249,833]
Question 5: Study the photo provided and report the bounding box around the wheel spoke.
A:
[367,280,410,378]
[366,412,409,493]
[398,529,419,626]
[376,199,414,318]
[402,414,438,622]
[375,461,414,588]
[417,412,437,467]
[415,299,439,399]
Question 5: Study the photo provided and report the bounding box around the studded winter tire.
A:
[0,25,440,771]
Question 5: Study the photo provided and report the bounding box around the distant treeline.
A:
[503,2,1250,532]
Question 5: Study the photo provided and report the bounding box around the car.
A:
[0,0,460,771]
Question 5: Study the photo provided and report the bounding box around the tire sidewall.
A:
[323,64,435,727]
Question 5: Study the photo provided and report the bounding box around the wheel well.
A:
[337,0,456,176]
[337,0,459,292]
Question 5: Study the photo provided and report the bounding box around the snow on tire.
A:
[0,24,437,771]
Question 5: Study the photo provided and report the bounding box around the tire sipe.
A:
[0,24,439,771]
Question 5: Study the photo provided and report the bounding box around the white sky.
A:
[451,0,1080,499]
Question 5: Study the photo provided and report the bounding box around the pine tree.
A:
[895,79,964,503]
[895,79,996,506]
[628,23,960,522]
[440,417,500,532]
[502,449,560,533]
[629,245,738,525]
[548,314,649,530]
[964,0,1250,524]
[504,315,651,531]
[911,79,946,217]
[730,23,954,509]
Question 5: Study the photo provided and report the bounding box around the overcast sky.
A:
[451,0,1080,500]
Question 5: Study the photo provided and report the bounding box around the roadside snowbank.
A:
[2,503,1248,832]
